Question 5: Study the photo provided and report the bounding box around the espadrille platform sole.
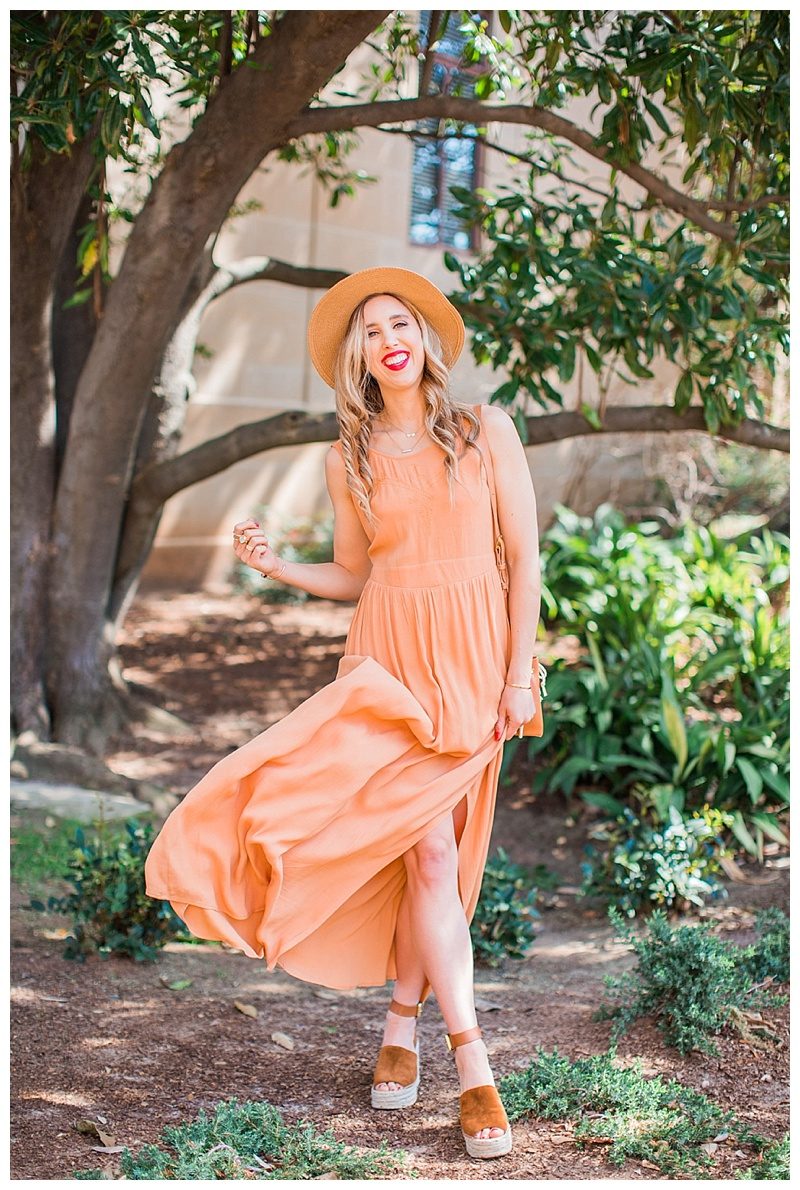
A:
[370,997,422,1110]
[445,1024,513,1159]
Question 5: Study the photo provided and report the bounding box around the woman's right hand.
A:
[232,519,281,576]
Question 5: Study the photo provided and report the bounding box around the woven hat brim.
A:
[307,267,466,389]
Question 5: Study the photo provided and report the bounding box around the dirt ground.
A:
[10,591,790,1181]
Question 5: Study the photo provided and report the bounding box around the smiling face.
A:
[362,294,425,392]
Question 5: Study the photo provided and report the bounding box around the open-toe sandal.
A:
[370,997,422,1109]
[445,1024,512,1159]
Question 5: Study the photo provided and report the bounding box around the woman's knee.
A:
[404,821,458,890]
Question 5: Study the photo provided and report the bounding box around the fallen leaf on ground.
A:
[234,1000,258,1018]
[271,1031,295,1050]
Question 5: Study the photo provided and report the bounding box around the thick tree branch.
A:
[130,405,789,514]
[285,97,743,242]
[376,125,654,215]
[207,258,348,299]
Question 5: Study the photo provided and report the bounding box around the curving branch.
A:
[131,404,789,513]
[284,97,744,243]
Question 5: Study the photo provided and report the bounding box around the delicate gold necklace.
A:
[373,414,426,455]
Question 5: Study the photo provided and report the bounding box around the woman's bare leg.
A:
[399,810,504,1140]
[373,884,427,1091]
[373,796,468,1093]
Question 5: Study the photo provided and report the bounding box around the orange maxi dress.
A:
[144,403,511,999]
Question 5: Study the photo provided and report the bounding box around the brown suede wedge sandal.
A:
[370,997,422,1110]
[445,1025,513,1159]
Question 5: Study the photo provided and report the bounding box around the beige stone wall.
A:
[137,36,785,593]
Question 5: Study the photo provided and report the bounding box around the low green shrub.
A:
[740,907,790,987]
[533,507,789,860]
[29,819,185,962]
[595,906,788,1056]
[470,846,540,967]
[734,1133,790,1180]
[497,1046,762,1177]
[580,796,733,916]
[73,1097,415,1180]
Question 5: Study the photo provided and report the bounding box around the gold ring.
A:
[238,533,247,543]
[516,726,524,738]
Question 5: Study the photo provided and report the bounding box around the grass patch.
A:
[10,812,98,893]
[72,1097,416,1180]
[498,1047,764,1177]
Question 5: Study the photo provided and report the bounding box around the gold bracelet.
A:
[262,557,287,581]
[505,680,531,689]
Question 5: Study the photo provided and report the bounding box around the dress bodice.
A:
[330,407,496,587]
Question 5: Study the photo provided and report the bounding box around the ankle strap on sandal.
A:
[445,1024,482,1051]
[389,997,423,1018]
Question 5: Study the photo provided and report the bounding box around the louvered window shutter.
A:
[408,12,482,249]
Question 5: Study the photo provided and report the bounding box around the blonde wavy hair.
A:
[332,291,482,528]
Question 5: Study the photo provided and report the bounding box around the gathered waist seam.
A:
[366,557,500,591]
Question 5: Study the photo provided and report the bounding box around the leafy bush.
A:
[232,511,333,604]
[580,796,733,916]
[595,906,788,1056]
[29,819,185,962]
[470,846,540,967]
[740,907,790,987]
[531,507,789,858]
[734,1133,790,1180]
[73,1097,414,1180]
[497,1046,762,1177]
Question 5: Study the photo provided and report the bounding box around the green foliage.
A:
[497,1046,762,1176]
[10,813,90,893]
[276,131,377,208]
[28,818,185,962]
[740,907,790,987]
[233,511,334,604]
[448,189,786,431]
[734,1134,790,1180]
[440,11,788,426]
[530,506,789,857]
[595,906,788,1056]
[73,1097,415,1180]
[470,846,541,967]
[580,799,733,916]
[11,12,273,162]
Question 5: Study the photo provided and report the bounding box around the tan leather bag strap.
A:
[475,405,509,594]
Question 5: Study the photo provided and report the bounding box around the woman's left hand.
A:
[494,683,534,741]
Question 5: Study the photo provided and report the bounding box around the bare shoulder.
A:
[479,403,522,453]
[325,440,347,484]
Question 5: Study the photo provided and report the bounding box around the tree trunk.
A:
[45,10,387,746]
[10,133,99,738]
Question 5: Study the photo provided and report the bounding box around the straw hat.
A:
[307,266,466,389]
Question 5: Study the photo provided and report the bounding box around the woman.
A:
[145,266,540,1160]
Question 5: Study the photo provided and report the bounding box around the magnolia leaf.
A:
[735,757,763,803]
[660,674,688,774]
[580,403,602,431]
